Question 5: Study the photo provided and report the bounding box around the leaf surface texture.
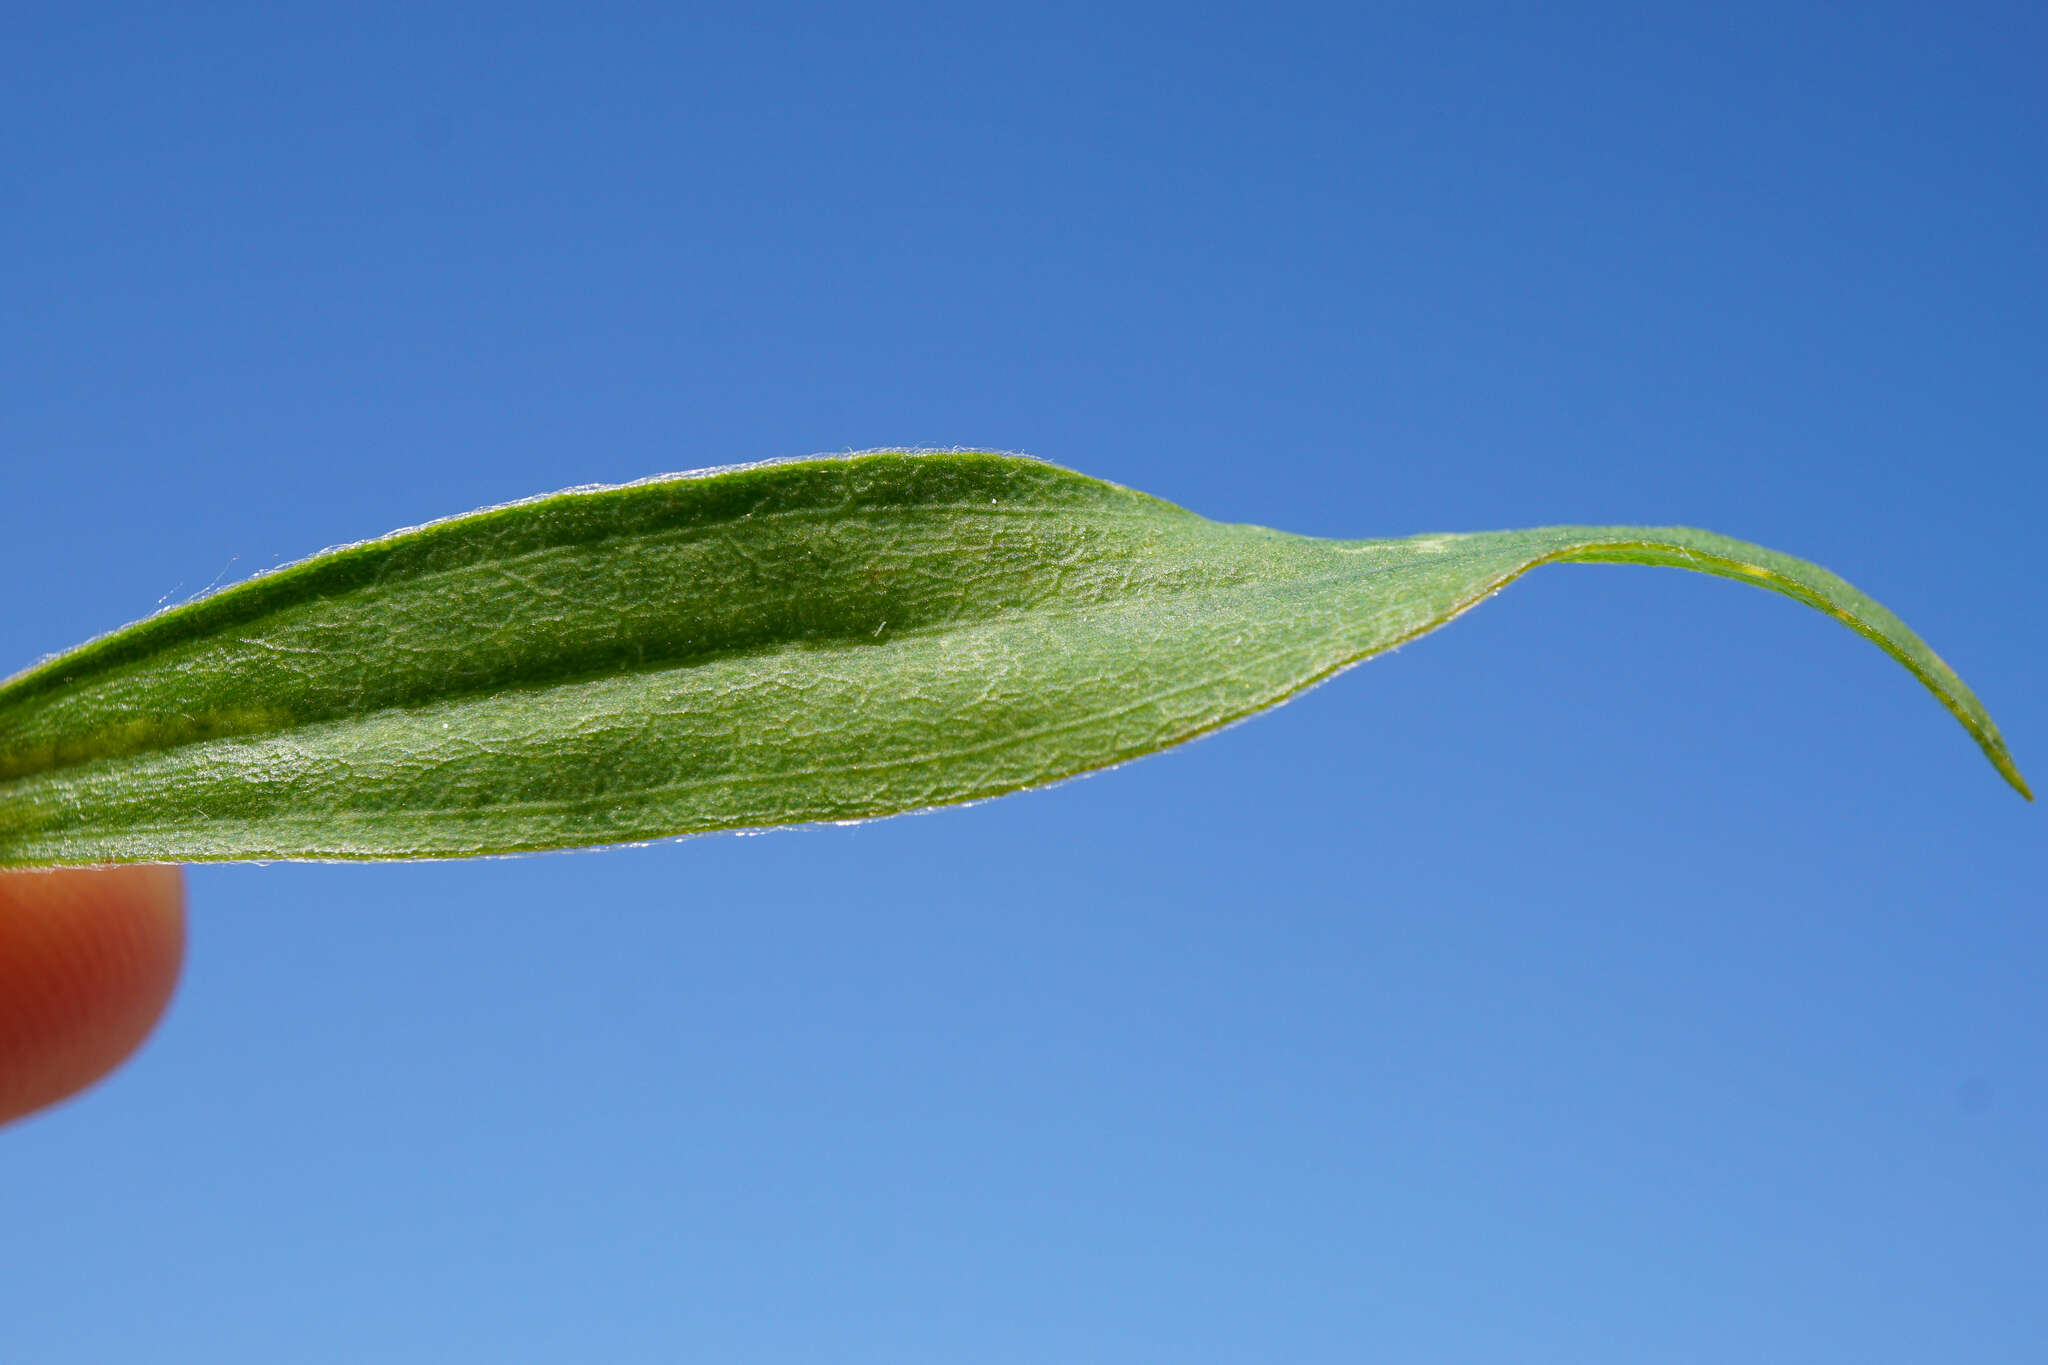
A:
[0,451,2025,865]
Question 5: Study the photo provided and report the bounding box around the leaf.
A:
[0,450,2026,866]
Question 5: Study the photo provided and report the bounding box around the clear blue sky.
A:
[4,3,2042,1361]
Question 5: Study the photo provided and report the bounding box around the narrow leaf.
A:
[0,451,2026,866]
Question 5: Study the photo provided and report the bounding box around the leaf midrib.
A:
[0,541,1368,788]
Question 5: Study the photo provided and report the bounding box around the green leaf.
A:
[0,450,2026,866]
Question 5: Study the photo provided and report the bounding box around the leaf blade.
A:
[0,451,2025,866]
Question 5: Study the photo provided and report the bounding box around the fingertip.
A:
[0,865,187,1125]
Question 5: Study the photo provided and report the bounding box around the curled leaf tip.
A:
[0,450,2025,866]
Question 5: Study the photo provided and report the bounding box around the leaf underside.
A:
[0,451,2026,866]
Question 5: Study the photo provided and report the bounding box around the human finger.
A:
[0,865,186,1125]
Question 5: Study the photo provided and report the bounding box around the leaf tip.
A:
[1970,729,2031,800]
[1955,709,2029,801]
[2003,760,2033,802]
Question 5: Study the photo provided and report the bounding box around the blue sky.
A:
[3,3,2042,1361]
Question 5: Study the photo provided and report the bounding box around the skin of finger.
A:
[0,865,186,1125]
